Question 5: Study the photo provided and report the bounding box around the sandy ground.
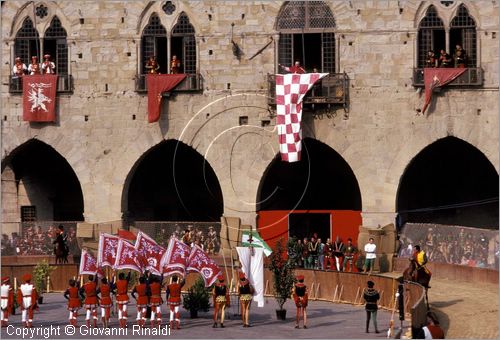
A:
[426,277,499,339]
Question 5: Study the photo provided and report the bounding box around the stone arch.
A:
[122,139,223,222]
[396,136,498,229]
[1,139,85,222]
[257,137,361,212]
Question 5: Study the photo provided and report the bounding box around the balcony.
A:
[267,73,349,112]
[9,74,74,94]
[135,73,203,93]
[412,67,483,87]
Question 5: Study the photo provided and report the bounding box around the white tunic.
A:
[20,283,34,309]
[1,284,11,310]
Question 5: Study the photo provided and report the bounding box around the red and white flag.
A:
[114,239,144,273]
[161,237,192,277]
[97,233,120,268]
[79,249,101,276]
[147,74,186,123]
[186,245,222,287]
[135,231,166,276]
[275,73,328,162]
[23,74,58,122]
[422,68,467,114]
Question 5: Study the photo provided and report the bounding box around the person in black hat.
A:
[363,280,380,333]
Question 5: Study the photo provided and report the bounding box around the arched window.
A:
[417,5,445,68]
[14,17,40,65]
[44,16,68,75]
[450,4,476,67]
[172,12,196,74]
[140,13,168,74]
[276,1,336,73]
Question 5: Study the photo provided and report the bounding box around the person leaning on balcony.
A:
[438,49,453,68]
[28,56,41,75]
[12,57,27,77]
[170,55,182,74]
[145,55,160,74]
[453,44,467,68]
[41,54,56,74]
[279,60,305,74]
[424,50,437,68]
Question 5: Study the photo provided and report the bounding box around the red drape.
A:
[23,74,58,122]
[117,229,137,241]
[422,68,467,114]
[147,74,187,123]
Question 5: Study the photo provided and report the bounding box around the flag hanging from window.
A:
[275,73,328,162]
[23,74,58,122]
[146,74,187,123]
[422,68,467,114]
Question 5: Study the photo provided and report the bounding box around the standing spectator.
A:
[302,238,310,269]
[332,236,345,271]
[317,238,325,270]
[308,237,319,269]
[41,54,56,74]
[296,239,304,268]
[363,280,380,333]
[324,238,334,270]
[343,238,357,272]
[424,50,437,68]
[279,60,305,74]
[453,44,467,68]
[12,56,27,77]
[438,49,453,67]
[363,238,377,274]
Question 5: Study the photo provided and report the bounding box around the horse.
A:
[403,258,431,309]
[53,235,69,264]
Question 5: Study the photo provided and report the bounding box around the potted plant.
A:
[182,276,210,318]
[32,260,56,304]
[268,238,296,320]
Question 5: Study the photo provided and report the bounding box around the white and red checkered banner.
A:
[97,233,120,268]
[161,237,192,277]
[275,73,328,162]
[114,239,144,273]
[186,245,222,287]
[135,231,166,276]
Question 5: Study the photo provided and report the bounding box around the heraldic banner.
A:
[422,68,467,114]
[147,74,186,123]
[23,74,58,122]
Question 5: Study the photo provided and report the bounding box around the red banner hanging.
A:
[23,74,58,122]
[147,74,187,123]
[422,68,467,114]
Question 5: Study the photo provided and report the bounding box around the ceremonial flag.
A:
[97,233,120,268]
[275,73,328,162]
[161,237,191,276]
[147,74,186,123]
[117,229,137,242]
[135,231,166,275]
[23,74,58,122]
[186,245,221,287]
[237,247,265,307]
[79,249,102,276]
[422,68,467,114]
[241,230,272,257]
[114,239,144,273]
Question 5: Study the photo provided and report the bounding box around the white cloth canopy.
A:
[236,247,265,307]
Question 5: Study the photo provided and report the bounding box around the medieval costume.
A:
[363,280,380,333]
[28,56,41,75]
[64,279,82,326]
[145,56,160,74]
[212,275,229,328]
[343,238,357,272]
[96,277,113,328]
[17,273,38,328]
[238,272,254,327]
[166,276,185,330]
[1,277,14,327]
[293,275,308,329]
[131,277,149,327]
[332,237,345,271]
[148,276,163,327]
[116,272,131,328]
[170,55,181,74]
[12,57,27,77]
[80,275,98,327]
[41,54,56,74]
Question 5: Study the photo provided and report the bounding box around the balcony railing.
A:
[412,67,483,87]
[9,74,74,94]
[135,73,203,93]
[267,73,349,109]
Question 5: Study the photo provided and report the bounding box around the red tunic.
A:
[116,279,129,304]
[135,284,148,307]
[67,286,81,309]
[167,283,182,306]
[83,281,97,306]
[99,284,112,307]
[149,282,162,306]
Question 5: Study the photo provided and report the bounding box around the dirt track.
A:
[427,277,498,339]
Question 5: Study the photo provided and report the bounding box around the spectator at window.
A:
[279,60,305,74]
[438,49,453,68]
[425,50,437,68]
[453,44,467,68]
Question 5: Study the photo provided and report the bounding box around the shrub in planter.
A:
[268,238,296,320]
[182,277,210,318]
[32,260,56,304]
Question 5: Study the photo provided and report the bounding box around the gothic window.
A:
[14,17,40,66]
[417,5,445,68]
[276,1,336,73]
[140,13,168,74]
[172,12,196,74]
[450,4,476,67]
[44,16,68,75]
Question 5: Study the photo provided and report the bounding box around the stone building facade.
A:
[1,1,498,242]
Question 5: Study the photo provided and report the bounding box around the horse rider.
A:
[413,245,432,277]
